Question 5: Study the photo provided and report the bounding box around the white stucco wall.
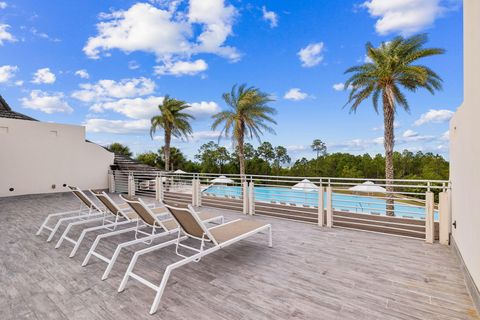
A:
[450,0,480,291]
[0,118,114,197]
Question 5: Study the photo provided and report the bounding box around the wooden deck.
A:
[0,192,478,320]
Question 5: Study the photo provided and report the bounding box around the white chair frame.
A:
[118,204,272,315]
[36,186,104,242]
[81,196,223,281]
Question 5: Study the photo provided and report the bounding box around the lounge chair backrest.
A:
[163,201,213,241]
[120,195,166,229]
[68,186,101,211]
[90,190,122,216]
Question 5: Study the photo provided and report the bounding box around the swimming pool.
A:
[203,185,437,220]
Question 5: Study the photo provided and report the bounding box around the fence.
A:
[109,170,451,244]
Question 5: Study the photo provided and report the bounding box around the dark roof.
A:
[0,95,37,121]
[112,153,159,171]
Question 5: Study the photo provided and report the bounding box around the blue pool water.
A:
[203,185,438,220]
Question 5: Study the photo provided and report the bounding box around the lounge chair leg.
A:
[118,251,140,292]
[102,244,124,280]
[69,229,88,257]
[55,222,75,248]
[36,216,51,236]
[149,267,172,315]
[82,234,102,266]
[47,219,64,242]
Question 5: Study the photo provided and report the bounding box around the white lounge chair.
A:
[59,190,149,257]
[36,186,104,242]
[118,201,272,315]
[82,195,223,281]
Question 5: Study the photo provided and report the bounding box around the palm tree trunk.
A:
[238,135,245,176]
[164,130,171,171]
[383,89,395,216]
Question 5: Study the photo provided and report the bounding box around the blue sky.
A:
[0,0,462,160]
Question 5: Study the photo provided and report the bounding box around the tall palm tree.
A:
[344,34,444,215]
[150,95,194,171]
[212,84,277,175]
[311,139,326,174]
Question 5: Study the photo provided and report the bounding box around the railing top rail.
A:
[112,170,449,185]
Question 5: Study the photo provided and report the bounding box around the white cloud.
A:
[90,97,219,120]
[192,130,221,140]
[14,80,23,86]
[187,101,220,117]
[20,90,73,114]
[441,130,449,141]
[262,6,278,28]
[75,69,90,79]
[84,1,239,62]
[90,96,163,119]
[298,42,324,67]
[283,88,309,101]
[154,59,207,76]
[30,28,61,42]
[0,24,16,45]
[188,0,239,61]
[72,77,155,102]
[0,65,18,83]
[414,109,454,126]
[128,60,140,70]
[364,54,373,63]
[362,0,445,35]
[399,129,434,142]
[32,68,56,84]
[286,145,307,152]
[333,83,345,91]
[0,2,7,9]
[85,118,150,134]
[328,137,383,152]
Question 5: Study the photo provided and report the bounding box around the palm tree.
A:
[344,34,444,215]
[212,84,277,175]
[311,139,326,174]
[150,95,194,171]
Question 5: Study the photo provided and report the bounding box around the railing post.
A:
[439,190,451,245]
[192,176,197,206]
[197,178,202,207]
[318,180,324,227]
[326,186,333,228]
[108,171,115,193]
[425,191,435,244]
[128,173,135,197]
[155,174,163,202]
[242,177,249,215]
[249,181,255,215]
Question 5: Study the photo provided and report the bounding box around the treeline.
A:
[107,142,449,180]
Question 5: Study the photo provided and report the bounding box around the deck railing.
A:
[108,170,451,244]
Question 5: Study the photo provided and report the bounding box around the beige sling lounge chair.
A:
[82,195,223,281]
[36,186,104,242]
[58,190,154,257]
[118,201,272,315]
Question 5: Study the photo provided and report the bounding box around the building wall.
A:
[450,0,480,292]
[0,118,114,197]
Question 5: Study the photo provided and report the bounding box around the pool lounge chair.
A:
[118,201,272,315]
[82,195,223,281]
[36,186,104,242]
[59,190,154,257]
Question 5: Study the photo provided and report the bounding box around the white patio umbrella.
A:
[210,175,234,184]
[348,181,386,193]
[291,179,319,192]
[173,169,186,174]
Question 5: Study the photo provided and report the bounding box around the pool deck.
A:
[0,192,478,319]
